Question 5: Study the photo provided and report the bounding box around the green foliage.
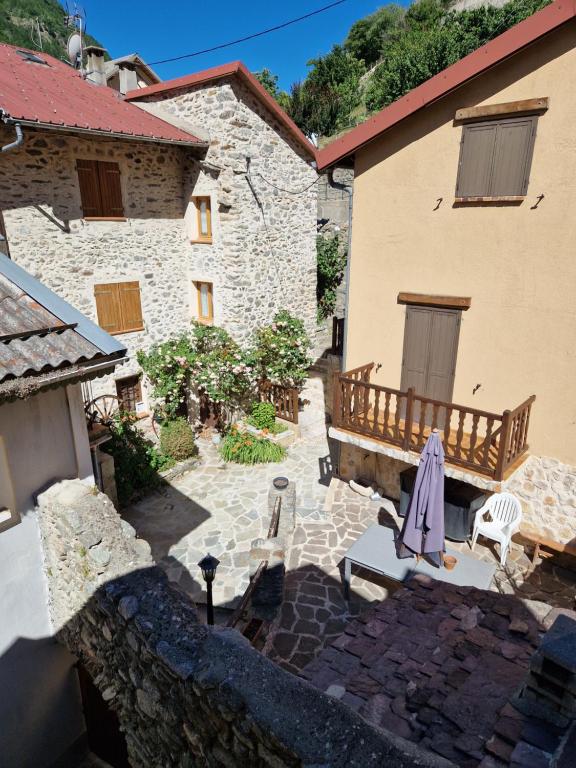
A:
[283,0,550,137]
[101,415,174,507]
[159,417,196,461]
[249,310,312,387]
[344,5,405,66]
[316,235,347,321]
[288,46,365,137]
[247,401,276,431]
[220,426,286,465]
[254,68,291,111]
[365,0,551,113]
[0,0,104,60]
[136,336,193,419]
[137,323,254,421]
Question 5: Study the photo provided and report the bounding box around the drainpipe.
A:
[327,167,353,368]
[0,118,24,153]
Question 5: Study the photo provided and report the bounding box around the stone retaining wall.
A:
[37,479,452,768]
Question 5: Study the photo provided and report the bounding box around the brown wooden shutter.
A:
[94,283,122,333]
[425,309,460,403]
[97,162,124,218]
[77,159,103,217]
[400,306,432,396]
[118,281,143,332]
[401,306,460,403]
[456,123,497,198]
[491,117,536,196]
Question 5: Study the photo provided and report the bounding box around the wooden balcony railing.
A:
[259,381,299,424]
[332,363,535,480]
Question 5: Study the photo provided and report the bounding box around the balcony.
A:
[332,363,535,481]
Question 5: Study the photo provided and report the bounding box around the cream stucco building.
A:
[318,1,576,546]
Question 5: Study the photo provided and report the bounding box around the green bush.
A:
[160,417,196,461]
[248,401,276,430]
[220,426,286,465]
[317,235,347,321]
[101,414,174,507]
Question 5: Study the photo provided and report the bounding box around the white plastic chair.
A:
[471,492,522,566]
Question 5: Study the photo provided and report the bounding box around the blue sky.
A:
[78,1,406,90]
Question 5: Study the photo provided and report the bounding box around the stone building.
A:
[0,46,317,410]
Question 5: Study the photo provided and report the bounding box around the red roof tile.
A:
[0,44,204,146]
[126,61,317,160]
[317,0,576,170]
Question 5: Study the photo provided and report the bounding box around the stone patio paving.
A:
[265,481,576,675]
[122,434,336,608]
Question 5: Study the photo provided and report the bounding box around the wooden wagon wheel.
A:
[85,394,120,427]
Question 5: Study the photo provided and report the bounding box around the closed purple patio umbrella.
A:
[398,429,445,567]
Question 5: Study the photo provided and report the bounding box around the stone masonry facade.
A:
[137,76,318,340]
[37,479,451,768]
[0,80,317,398]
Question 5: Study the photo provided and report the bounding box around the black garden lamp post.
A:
[198,553,220,626]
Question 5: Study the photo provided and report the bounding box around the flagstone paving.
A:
[265,481,576,675]
[122,434,336,608]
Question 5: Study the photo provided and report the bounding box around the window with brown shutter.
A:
[77,159,125,219]
[455,115,538,201]
[94,281,143,334]
[0,211,9,257]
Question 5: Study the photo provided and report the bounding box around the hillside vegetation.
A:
[258,0,551,140]
[0,0,103,61]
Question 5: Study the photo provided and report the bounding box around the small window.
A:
[77,159,125,219]
[94,281,143,335]
[194,281,213,324]
[192,196,212,242]
[455,115,537,201]
[0,211,10,257]
[116,375,144,415]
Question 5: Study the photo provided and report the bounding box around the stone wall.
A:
[0,95,317,397]
[502,455,576,546]
[139,77,318,343]
[37,478,451,768]
[337,442,413,501]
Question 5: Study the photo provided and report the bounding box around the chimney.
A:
[520,615,576,725]
[118,61,138,95]
[85,45,107,86]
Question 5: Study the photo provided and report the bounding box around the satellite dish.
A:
[67,33,82,67]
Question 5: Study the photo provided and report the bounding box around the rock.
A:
[118,595,139,621]
[88,544,111,568]
[121,520,137,539]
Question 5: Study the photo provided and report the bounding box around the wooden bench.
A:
[514,527,576,566]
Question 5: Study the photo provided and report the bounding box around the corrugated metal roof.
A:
[0,43,204,146]
[0,258,125,384]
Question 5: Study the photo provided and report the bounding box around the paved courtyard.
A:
[123,431,576,676]
[122,433,336,608]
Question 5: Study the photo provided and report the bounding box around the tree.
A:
[254,68,291,111]
[344,5,406,67]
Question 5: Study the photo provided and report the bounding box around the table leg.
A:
[344,558,351,600]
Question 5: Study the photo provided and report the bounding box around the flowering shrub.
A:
[220,425,286,464]
[187,323,254,406]
[250,310,312,387]
[136,336,192,419]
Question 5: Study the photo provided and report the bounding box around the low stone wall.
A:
[37,479,452,768]
[502,454,576,545]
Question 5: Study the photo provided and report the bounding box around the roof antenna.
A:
[64,4,86,71]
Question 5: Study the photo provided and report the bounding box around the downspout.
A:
[0,117,24,153]
[327,167,353,368]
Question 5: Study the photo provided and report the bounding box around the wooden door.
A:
[400,306,460,404]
